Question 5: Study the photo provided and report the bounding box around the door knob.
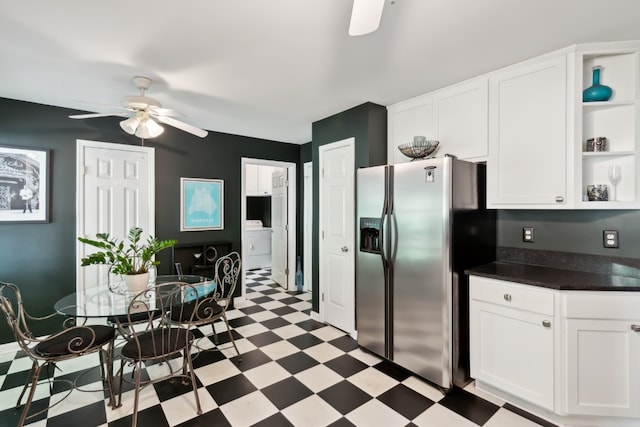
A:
[341,246,349,252]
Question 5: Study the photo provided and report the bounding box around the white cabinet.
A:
[432,77,488,161]
[487,55,569,208]
[387,76,489,164]
[563,292,640,418]
[574,45,640,208]
[246,164,274,196]
[470,276,557,411]
[470,276,640,425]
[387,94,434,164]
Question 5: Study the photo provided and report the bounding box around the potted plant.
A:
[78,227,177,292]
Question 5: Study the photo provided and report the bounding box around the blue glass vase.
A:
[583,66,612,102]
[295,256,303,293]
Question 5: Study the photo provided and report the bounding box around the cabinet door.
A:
[488,55,568,207]
[245,164,259,196]
[565,318,640,417]
[433,78,488,161]
[388,95,434,164]
[470,300,555,410]
[258,165,274,195]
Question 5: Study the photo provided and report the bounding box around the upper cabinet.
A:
[389,40,640,209]
[487,55,568,208]
[488,41,640,209]
[433,78,488,162]
[246,164,274,196]
[574,45,640,209]
[387,76,488,164]
[387,94,434,164]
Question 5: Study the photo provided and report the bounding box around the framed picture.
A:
[180,178,224,231]
[0,145,50,223]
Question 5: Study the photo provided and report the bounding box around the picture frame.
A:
[180,178,224,231]
[0,145,50,223]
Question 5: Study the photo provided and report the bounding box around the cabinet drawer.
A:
[563,291,640,320]
[470,276,555,316]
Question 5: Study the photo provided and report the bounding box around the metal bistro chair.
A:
[112,281,202,427]
[0,282,116,427]
[169,252,242,359]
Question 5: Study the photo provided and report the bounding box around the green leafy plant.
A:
[78,227,177,275]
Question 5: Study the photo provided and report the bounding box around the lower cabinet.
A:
[470,277,556,411]
[564,293,640,418]
[470,276,640,425]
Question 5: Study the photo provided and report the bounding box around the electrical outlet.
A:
[603,230,619,248]
[522,227,535,243]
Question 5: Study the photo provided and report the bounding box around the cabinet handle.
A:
[555,196,564,203]
[503,294,512,301]
[542,320,551,328]
[631,324,640,332]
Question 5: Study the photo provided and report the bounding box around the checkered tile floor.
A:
[0,268,556,427]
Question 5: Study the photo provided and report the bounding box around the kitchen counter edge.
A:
[465,261,640,291]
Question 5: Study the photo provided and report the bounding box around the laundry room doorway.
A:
[241,158,296,299]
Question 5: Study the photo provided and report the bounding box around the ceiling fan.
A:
[69,76,208,139]
[349,0,387,36]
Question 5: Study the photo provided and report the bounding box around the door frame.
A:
[76,139,155,293]
[318,138,356,337]
[240,158,296,298]
[303,162,313,293]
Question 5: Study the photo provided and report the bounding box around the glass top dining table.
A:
[54,275,214,319]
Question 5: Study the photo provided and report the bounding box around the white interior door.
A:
[271,167,288,288]
[319,138,355,335]
[303,162,313,292]
[76,140,155,293]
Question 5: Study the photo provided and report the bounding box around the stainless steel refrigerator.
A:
[356,156,495,389]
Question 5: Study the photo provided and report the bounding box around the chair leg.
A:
[116,359,125,409]
[131,361,142,427]
[17,362,43,427]
[184,347,202,415]
[222,312,241,360]
[211,322,219,345]
[102,342,116,408]
[16,361,38,409]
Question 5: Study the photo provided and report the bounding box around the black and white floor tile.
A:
[0,268,557,427]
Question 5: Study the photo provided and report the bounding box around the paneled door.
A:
[76,140,155,293]
[271,167,288,289]
[319,138,355,335]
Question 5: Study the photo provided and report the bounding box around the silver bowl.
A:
[398,140,440,160]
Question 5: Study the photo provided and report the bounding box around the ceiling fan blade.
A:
[154,115,208,138]
[349,0,385,36]
[149,106,182,117]
[69,112,129,119]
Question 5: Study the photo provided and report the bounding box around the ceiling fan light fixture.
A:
[135,117,164,139]
[119,116,140,135]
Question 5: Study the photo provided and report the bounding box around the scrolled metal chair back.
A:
[214,251,241,305]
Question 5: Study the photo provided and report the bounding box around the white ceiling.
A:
[2,1,640,144]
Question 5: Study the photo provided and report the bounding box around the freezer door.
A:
[391,158,452,388]
[356,165,387,358]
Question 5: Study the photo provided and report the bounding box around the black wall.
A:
[0,97,301,344]
[497,209,640,258]
[310,102,387,312]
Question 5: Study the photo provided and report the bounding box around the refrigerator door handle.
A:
[380,212,388,262]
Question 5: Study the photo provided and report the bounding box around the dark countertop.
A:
[466,261,640,291]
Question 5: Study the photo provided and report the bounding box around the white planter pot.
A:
[123,272,150,293]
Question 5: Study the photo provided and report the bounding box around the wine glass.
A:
[608,164,622,201]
